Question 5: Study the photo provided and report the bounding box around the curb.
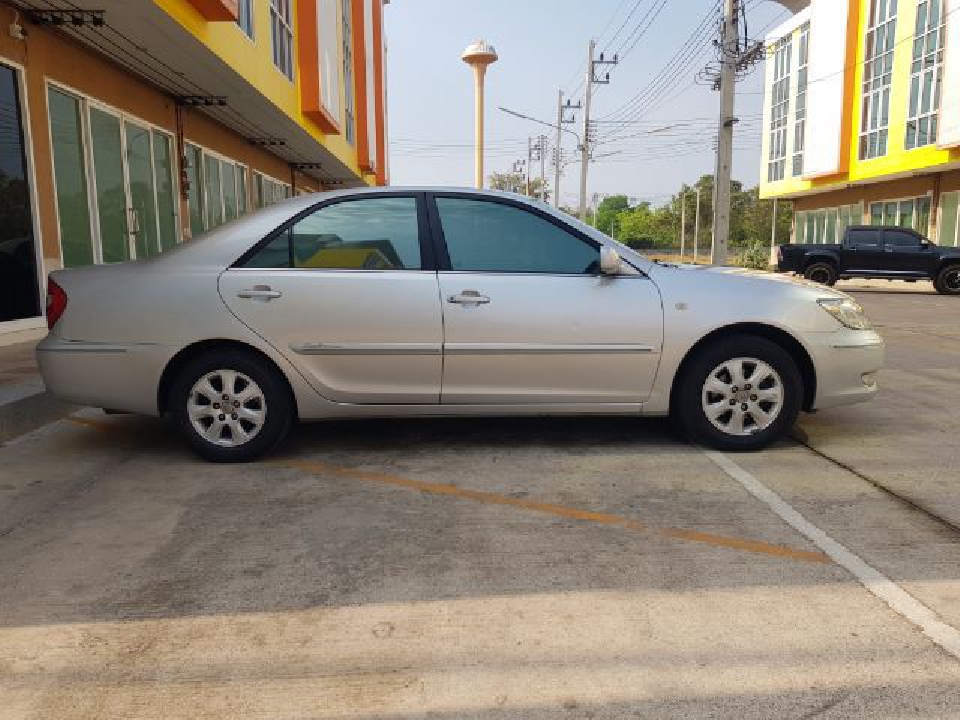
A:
[0,387,76,444]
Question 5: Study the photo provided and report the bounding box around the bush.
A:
[735,242,770,271]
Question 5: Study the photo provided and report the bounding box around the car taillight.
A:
[46,278,67,330]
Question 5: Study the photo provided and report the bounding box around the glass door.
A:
[124,120,159,259]
[152,132,178,252]
[90,107,130,263]
[0,63,40,323]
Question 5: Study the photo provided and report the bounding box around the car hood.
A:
[661,263,854,299]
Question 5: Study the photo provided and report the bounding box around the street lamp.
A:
[462,40,498,189]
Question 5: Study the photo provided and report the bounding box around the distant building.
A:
[0,0,389,341]
[759,0,960,247]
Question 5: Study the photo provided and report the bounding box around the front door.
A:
[881,228,929,275]
[430,194,663,404]
[220,194,443,404]
[0,63,41,324]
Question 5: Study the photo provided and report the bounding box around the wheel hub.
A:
[701,357,784,437]
[187,369,267,447]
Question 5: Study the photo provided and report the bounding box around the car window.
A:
[884,229,922,250]
[847,228,881,249]
[241,197,422,270]
[435,197,600,274]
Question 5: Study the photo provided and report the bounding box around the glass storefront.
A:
[0,63,40,324]
[48,86,180,266]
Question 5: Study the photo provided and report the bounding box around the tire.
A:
[673,335,803,452]
[170,348,293,462]
[803,261,838,286]
[934,264,960,296]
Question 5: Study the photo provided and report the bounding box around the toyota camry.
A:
[38,188,884,462]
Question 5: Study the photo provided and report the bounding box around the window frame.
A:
[237,0,255,40]
[882,227,924,249]
[859,0,898,160]
[269,0,294,81]
[426,192,620,277]
[232,191,435,271]
[906,0,944,150]
[767,34,793,183]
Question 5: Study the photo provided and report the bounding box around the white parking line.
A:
[703,449,960,660]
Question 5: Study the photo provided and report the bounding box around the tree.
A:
[594,195,630,235]
[487,173,551,202]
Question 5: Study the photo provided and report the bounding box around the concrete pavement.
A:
[1,286,959,718]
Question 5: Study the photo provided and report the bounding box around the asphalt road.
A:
[1,287,959,719]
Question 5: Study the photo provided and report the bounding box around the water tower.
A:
[461,40,499,189]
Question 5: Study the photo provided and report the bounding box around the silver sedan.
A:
[38,188,884,462]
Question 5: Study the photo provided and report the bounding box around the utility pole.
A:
[526,137,533,197]
[555,91,581,209]
[694,186,701,264]
[578,40,617,222]
[555,90,564,208]
[680,192,686,260]
[711,0,738,265]
[538,135,547,202]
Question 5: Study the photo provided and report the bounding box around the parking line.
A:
[280,458,829,565]
[703,449,960,660]
[66,416,115,432]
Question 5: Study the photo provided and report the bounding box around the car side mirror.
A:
[599,246,622,275]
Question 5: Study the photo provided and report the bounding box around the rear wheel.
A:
[803,261,838,286]
[674,336,803,451]
[934,264,960,296]
[171,349,293,462]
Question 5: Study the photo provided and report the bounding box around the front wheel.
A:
[674,336,803,451]
[803,261,838,286]
[171,349,293,462]
[934,264,960,295]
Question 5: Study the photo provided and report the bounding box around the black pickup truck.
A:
[778,225,960,295]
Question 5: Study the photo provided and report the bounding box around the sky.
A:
[384,0,792,208]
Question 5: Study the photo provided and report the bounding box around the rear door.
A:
[219,193,443,404]
[429,193,663,405]
[843,227,885,273]
[881,228,929,275]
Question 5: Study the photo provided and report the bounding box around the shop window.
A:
[868,196,933,234]
[939,191,959,246]
[48,88,94,267]
[48,86,180,265]
[0,64,41,323]
[185,144,204,238]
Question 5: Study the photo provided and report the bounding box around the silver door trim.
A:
[443,343,657,356]
[290,342,442,356]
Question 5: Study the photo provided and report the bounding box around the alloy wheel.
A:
[701,357,784,437]
[188,369,267,447]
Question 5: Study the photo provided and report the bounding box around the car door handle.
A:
[448,290,490,305]
[237,286,282,301]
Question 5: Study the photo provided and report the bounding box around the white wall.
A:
[939,0,960,148]
[802,0,851,178]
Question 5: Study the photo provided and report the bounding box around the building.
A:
[0,0,389,343]
[760,0,960,247]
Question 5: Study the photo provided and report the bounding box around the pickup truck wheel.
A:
[803,262,838,286]
[674,335,803,452]
[934,265,960,296]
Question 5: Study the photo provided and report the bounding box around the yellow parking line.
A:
[281,459,829,565]
[66,415,115,432]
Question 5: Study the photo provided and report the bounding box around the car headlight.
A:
[817,298,872,330]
